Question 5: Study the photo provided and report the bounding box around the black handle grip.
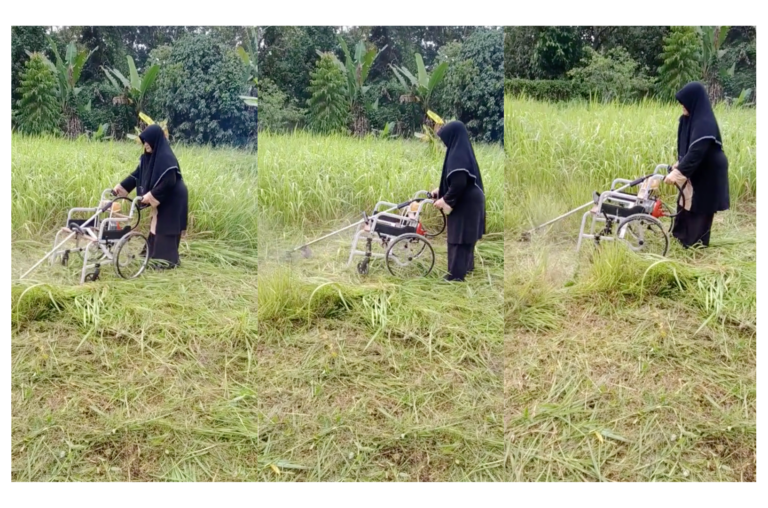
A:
[396,200,411,209]
[426,191,434,199]
[629,174,652,187]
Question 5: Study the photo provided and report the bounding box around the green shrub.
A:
[14,53,61,136]
[307,53,349,134]
[258,77,305,132]
[154,34,256,147]
[568,47,653,102]
[505,78,586,102]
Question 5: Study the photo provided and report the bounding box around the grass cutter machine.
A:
[19,189,150,284]
[526,164,686,256]
[288,190,447,278]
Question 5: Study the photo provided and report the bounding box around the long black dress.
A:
[436,121,486,281]
[119,125,189,267]
[672,82,730,248]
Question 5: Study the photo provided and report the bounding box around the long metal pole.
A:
[523,180,635,236]
[291,204,400,252]
[19,198,114,280]
[19,231,77,280]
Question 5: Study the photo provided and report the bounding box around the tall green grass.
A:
[258,131,504,234]
[257,132,505,481]
[11,134,258,249]
[504,96,756,482]
[505,96,756,235]
[11,135,259,481]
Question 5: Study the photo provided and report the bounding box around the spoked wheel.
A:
[418,201,446,238]
[108,196,142,230]
[385,233,435,278]
[617,214,669,256]
[114,232,149,279]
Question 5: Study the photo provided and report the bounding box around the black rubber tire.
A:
[113,232,149,279]
[385,233,435,278]
[617,214,669,257]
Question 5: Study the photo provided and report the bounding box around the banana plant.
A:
[238,27,258,108]
[35,38,96,136]
[390,53,449,114]
[102,55,160,113]
[698,26,731,102]
[414,109,446,147]
[327,38,386,135]
[38,39,96,110]
[126,111,169,143]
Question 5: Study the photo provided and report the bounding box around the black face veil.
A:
[675,82,722,159]
[437,121,484,197]
[138,124,181,196]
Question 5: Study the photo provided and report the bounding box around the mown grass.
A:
[11,135,259,481]
[257,132,505,481]
[504,97,756,481]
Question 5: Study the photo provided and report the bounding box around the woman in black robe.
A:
[430,121,486,281]
[114,124,189,268]
[665,82,729,248]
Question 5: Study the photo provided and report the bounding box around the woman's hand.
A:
[665,168,686,186]
[112,184,128,197]
[141,192,160,207]
[430,187,440,199]
[433,198,452,214]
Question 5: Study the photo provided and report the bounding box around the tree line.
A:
[258,26,504,144]
[11,26,257,147]
[504,26,756,105]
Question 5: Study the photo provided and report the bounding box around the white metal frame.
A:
[21,189,146,283]
[346,191,435,267]
[576,164,669,252]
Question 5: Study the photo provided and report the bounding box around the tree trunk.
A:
[351,103,368,137]
[65,112,82,138]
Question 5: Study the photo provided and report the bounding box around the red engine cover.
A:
[417,223,426,236]
[651,199,663,218]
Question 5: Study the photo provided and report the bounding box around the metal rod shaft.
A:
[292,204,400,252]
[525,181,634,235]
[293,219,365,251]
[19,231,77,280]
[18,200,113,280]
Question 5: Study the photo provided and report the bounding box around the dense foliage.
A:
[259,26,504,143]
[10,26,257,147]
[504,26,756,104]
[14,54,61,135]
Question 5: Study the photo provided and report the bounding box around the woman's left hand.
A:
[434,198,452,214]
[141,192,160,207]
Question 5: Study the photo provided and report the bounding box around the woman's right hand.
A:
[431,187,440,199]
[112,184,127,197]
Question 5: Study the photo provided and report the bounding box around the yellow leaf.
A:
[594,430,604,443]
[427,110,444,125]
[138,112,155,125]
[269,464,281,475]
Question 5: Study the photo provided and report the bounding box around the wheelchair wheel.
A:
[385,233,435,278]
[418,202,446,238]
[617,214,669,256]
[114,232,149,279]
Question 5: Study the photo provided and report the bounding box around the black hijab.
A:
[675,82,722,160]
[437,121,484,197]
[138,124,181,195]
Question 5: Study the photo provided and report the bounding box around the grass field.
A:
[11,135,259,481]
[257,132,506,481]
[504,97,756,481]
